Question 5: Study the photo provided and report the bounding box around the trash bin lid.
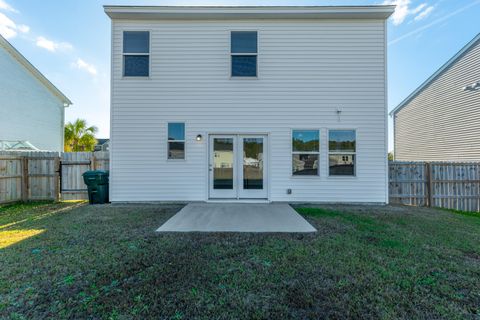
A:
[82,170,109,177]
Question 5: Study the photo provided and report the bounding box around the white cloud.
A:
[411,3,427,14]
[383,0,435,25]
[414,6,434,21]
[17,24,29,33]
[36,36,73,52]
[0,0,18,13]
[383,0,411,25]
[0,12,28,39]
[73,58,97,76]
[389,1,480,45]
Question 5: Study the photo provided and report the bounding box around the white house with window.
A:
[105,5,393,203]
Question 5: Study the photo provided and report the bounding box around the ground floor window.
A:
[292,130,319,175]
[168,122,185,159]
[328,130,356,176]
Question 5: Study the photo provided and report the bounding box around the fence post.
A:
[21,157,28,202]
[54,156,60,202]
[90,153,96,171]
[424,162,432,207]
[425,162,434,207]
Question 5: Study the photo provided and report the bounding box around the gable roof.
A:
[0,34,72,106]
[390,33,480,116]
[104,5,395,20]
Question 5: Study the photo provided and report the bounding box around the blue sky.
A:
[1,0,479,150]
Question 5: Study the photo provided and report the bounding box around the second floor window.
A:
[123,31,149,77]
[231,31,257,77]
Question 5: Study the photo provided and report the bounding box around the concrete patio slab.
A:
[156,203,316,233]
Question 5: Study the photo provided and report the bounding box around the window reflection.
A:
[213,138,234,189]
[243,138,263,189]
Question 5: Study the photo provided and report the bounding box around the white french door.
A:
[209,134,267,199]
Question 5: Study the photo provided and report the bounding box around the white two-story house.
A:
[104,6,394,203]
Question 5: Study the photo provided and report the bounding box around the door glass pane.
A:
[213,138,234,190]
[243,138,263,189]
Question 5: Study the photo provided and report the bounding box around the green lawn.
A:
[0,202,479,319]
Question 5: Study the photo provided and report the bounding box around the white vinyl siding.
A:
[394,38,480,161]
[0,46,65,152]
[110,19,388,203]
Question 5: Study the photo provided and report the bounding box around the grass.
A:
[0,202,479,319]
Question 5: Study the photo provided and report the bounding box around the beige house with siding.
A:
[391,33,480,161]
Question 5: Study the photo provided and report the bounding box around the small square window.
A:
[232,56,257,77]
[168,142,185,160]
[231,31,257,53]
[123,55,149,77]
[123,31,150,53]
[293,154,319,176]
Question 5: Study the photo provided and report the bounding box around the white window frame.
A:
[230,30,258,78]
[291,129,320,176]
[327,129,357,177]
[122,30,151,78]
[167,122,186,161]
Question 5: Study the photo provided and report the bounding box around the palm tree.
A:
[64,119,98,152]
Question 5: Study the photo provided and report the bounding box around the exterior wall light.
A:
[196,134,203,141]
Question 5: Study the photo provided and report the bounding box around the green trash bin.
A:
[82,170,109,204]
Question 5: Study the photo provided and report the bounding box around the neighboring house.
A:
[105,5,394,203]
[391,33,480,161]
[0,35,72,152]
[94,139,110,152]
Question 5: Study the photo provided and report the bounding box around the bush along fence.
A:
[1,153,480,212]
[0,151,109,203]
[389,161,480,212]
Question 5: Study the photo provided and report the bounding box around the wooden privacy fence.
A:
[389,161,480,212]
[0,151,109,204]
[2,154,480,212]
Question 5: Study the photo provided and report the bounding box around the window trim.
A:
[167,122,186,161]
[291,129,320,177]
[230,30,259,79]
[122,30,151,78]
[327,129,357,177]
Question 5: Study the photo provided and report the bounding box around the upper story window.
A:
[329,130,356,176]
[123,31,150,77]
[292,130,319,176]
[231,31,257,77]
[168,122,185,160]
